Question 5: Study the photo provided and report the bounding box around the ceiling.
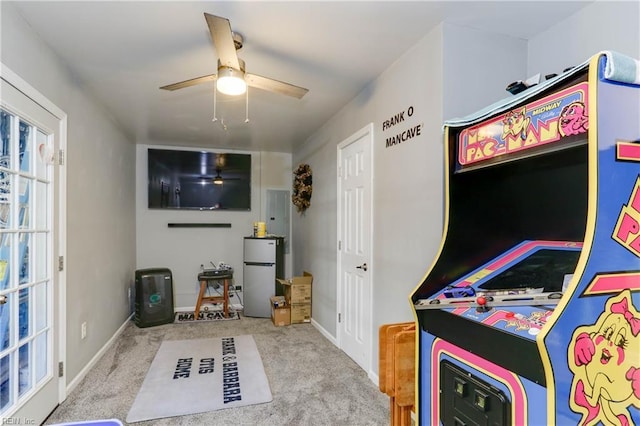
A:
[7,1,592,153]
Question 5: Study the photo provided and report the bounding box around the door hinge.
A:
[58,256,64,271]
[58,361,64,377]
[338,240,341,250]
[338,313,341,323]
[57,149,64,165]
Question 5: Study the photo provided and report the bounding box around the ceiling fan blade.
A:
[204,13,240,70]
[246,73,309,99]
[159,74,216,91]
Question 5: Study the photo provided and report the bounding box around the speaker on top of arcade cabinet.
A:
[134,268,174,327]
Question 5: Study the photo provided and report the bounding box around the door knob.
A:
[356,263,368,271]
[0,294,6,305]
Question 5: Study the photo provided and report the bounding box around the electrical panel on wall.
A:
[266,189,290,254]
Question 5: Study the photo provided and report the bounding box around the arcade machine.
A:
[411,51,640,425]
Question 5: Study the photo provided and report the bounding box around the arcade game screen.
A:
[478,249,581,293]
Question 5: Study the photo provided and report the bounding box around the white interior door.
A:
[0,76,62,424]
[337,123,373,372]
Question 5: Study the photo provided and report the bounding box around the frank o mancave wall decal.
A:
[292,164,312,213]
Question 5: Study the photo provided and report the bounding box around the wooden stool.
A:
[194,272,233,319]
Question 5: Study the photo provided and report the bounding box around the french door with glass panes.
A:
[0,77,61,424]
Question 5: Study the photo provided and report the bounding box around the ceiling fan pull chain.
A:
[245,86,250,123]
[212,87,218,122]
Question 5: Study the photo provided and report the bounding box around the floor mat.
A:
[126,335,272,423]
[174,309,241,323]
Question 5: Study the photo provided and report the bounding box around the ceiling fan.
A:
[160,13,308,99]
[213,169,225,185]
[211,154,243,184]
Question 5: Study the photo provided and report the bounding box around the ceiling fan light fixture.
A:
[216,59,247,96]
[161,15,308,98]
[213,167,224,185]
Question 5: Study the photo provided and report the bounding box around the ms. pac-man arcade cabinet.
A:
[411,51,640,425]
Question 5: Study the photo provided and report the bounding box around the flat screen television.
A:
[148,148,251,210]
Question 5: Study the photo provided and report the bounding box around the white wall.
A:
[135,145,292,309]
[528,0,640,77]
[443,23,528,120]
[292,22,530,377]
[371,28,444,337]
[1,3,136,384]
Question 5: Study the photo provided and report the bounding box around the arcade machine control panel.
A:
[415,240,581,341]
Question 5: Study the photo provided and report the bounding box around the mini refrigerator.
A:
[243,236,284,317]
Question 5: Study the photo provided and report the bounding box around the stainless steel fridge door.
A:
[244,238,277,263]
[243,262,276,317]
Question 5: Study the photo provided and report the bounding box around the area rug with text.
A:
[126,335,272,423]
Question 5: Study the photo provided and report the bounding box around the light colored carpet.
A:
[44,315,389,425]
[126,335,271,423]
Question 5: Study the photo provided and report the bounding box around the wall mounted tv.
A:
[148,149,251,211]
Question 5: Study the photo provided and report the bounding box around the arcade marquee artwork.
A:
[458,83,589,167]
[411,51,640,425]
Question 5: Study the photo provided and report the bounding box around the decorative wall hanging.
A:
[292,163,312,213]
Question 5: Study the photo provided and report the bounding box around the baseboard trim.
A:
[369,371,380,387]
[174,306,195,312]
[311,318,379,387]
[311,318,337,346]
[65,314,133,395]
